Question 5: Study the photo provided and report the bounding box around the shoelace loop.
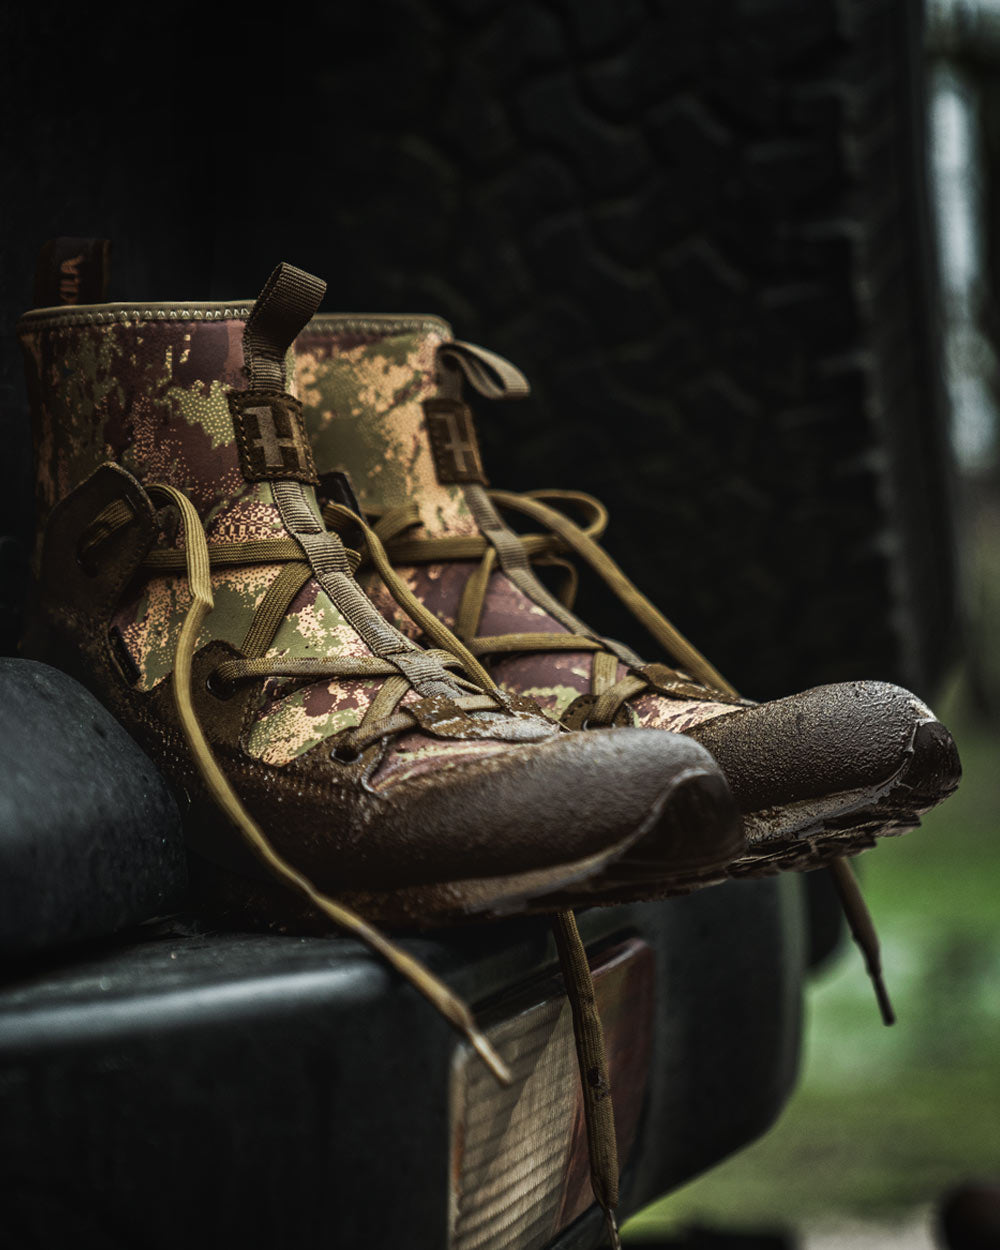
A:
[328,488,741,734]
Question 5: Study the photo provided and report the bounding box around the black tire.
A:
[0,659,187,956]
[215,0,957,701]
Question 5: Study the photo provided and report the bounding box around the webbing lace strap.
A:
[463,484,642,670]
[486,490,736,695]
[324,501,496,694]
[247,266,467,702]
[355,488,737,729]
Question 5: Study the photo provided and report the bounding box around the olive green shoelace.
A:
[333,487,895,1028]
[553,911,622,1250]
[80,487,512,1083]
[332,488,739,727]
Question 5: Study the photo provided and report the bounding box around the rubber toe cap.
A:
[685,680,961,815]
[342,726,734,889]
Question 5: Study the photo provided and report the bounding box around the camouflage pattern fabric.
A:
[19,310,475,768]
[295,316,479,538]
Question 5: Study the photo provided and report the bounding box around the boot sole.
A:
[190,764,742,930]
[527,698,958,902]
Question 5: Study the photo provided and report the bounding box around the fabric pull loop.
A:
[244,263,327,392]
[439,341,532,400]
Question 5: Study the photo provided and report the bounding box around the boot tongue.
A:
[295,317,488,538]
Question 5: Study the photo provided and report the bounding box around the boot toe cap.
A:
[686,679,961,817]
[323,726,734,890]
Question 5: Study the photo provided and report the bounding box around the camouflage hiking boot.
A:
[16,263,748,1073]
[293,315,961,976]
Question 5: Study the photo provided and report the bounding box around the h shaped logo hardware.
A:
[229,391,318,485]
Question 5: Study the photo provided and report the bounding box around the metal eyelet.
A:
[332,742,362,764]
[205,669,235,700]
[75,542,99,577]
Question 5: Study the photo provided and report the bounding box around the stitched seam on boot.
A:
[18,303,257,330]
[302,313,451,338]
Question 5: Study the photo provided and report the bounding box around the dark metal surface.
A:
[0,879,803,1248]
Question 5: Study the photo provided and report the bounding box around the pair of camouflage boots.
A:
[18,254,961,1243]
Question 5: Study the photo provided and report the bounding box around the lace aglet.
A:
[869,964,896,1027]
[470,1030,513,1086]
[604,1206,622,1250]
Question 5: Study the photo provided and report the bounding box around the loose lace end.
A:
[828,857,896,1026]
[871,967,896,1027]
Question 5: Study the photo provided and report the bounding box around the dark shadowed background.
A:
[0,0,957,702]
[1,2,996,1245]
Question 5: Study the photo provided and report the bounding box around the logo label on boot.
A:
[423,398,488,485]
[33,237,111,307]
[229,391,319,485]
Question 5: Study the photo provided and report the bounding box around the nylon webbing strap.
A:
[270,479,455,695]
[242,266,488,700]
[389,650,459,693]
[271,480,351,576]
[244,263,327,391]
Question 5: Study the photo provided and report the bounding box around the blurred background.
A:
[0,0,996,1246]
[628,2,1000,1243]
[625,684,1000,1247]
